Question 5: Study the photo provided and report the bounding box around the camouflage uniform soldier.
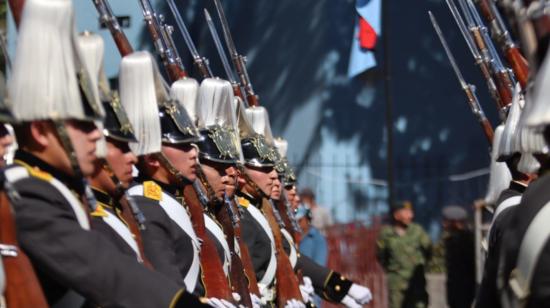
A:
[377,201,431,308]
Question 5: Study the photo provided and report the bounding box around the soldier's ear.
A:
[29,120,55,149]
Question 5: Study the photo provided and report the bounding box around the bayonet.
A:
[165,0,213,78]
[204,9,245,99]
[429,11,494,144]
[212,0,259,106]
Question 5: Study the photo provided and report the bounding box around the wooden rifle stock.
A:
[493,69,514,110]
[504,47,529,89]
[0,190,48,307]
[7,0,24,29]
[138,0,187,82]
[275,197,300,244]
[464,86,495,143]
[182,185,234,302]
[214,199,253,307]
[230,200,261,296]
[261,198,303,306]
[117,196,154,270]
[92,0,134,57]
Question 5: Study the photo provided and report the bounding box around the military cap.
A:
[442,205,468,221]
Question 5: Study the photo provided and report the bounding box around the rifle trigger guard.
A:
[0,244,17,257]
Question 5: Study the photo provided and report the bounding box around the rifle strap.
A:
[204,214,231,276]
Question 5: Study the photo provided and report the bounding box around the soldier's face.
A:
[271,177,281,200]
[0,124,14,165]
[245,166,277,196]
[162,143,198,182]
[285,186,300,210]
[200,161,233,200]
[66,120,102,176]
[393,208,414,226]
[106,138,137,187]
[223,165,238,198]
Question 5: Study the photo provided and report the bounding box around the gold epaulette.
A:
[237,196,250,208]
[91,204,108,217]
[143,181,162,201]
[14,159,53,181]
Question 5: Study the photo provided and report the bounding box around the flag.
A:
[347,0,381,78]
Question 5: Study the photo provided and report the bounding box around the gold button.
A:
[335,285,341,291]
[340,276,346,280]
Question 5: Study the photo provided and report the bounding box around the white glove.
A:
[258,283,274,304]
[205,298,237,308]
[341,295,363,308]
[284,299,306,308]
[250,293,262,308]
[299,276,315,304]
[231,292,241,303]
[347,283,373,304]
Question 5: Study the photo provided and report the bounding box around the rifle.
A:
[216,196,254,307]
[137,0,187,81]
[261,198,304,306]
[92,0,134,56]
[461,0,516,109]
[0,179,48,307]
[275,196,302,244]
[473,0,529,88]
[226,196,262,296]
[117,194,154,269]
[430,11,495,144]
[211,0,259,107]
[447,0,513,119]
[182,183,235,302]
[193,165,252,306]
[165,0,213,79]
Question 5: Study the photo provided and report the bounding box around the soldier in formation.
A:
[0,0,374,307]
[429,0,550,307]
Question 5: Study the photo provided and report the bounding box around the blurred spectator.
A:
[296,205,327,308]
[300,187,332,233]
[296,205,327,266]
[377,201,431,308]
[441,205,476,308]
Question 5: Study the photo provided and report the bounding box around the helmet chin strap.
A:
[195,162,219,207]
[53,120,97,211]
[101,159,147,230]
[239,164,268,200]
[153,151,190,187]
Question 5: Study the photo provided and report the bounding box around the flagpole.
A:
[382,0,394,207]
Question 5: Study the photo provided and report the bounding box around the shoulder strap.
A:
[508,200,550,303]
[245,205,277,286]
[281,228,298,269]
[486,195,522,248]
[97,207,142,262]
[204,214,231,276]
[4,166,90,230]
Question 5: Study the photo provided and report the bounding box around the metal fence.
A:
[322,221,387,308]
